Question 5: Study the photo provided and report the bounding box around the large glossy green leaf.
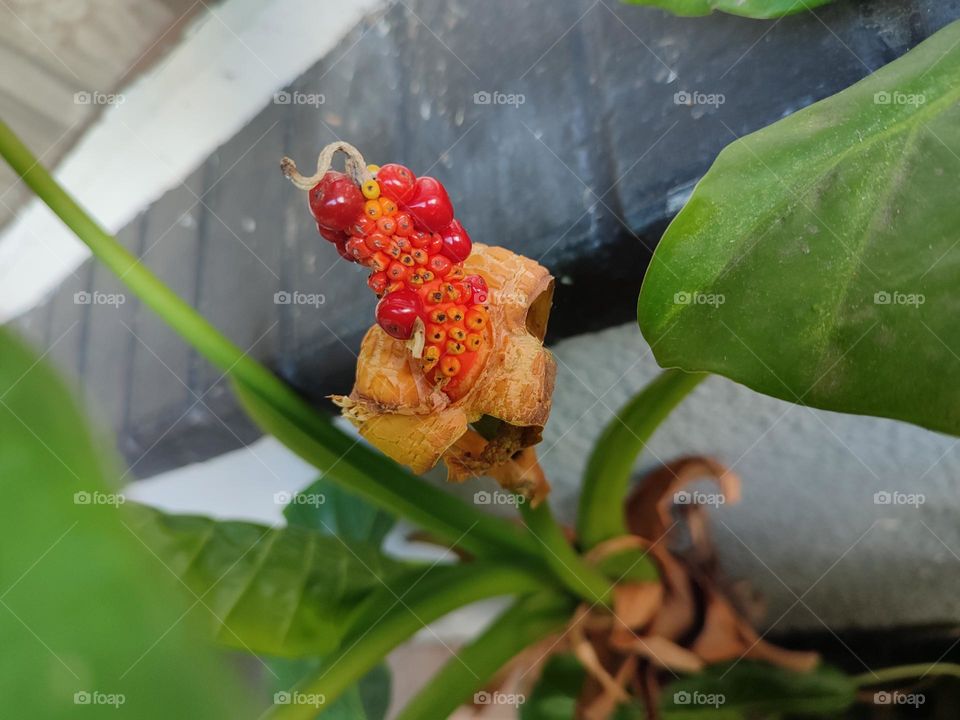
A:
[621,0,832,19]
[661,661,856,717]
[639,19,960,436]
[0,329,249,718]
[284,476,395,547]
[125,504,413,657]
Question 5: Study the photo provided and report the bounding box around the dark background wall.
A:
[12,0,960,478]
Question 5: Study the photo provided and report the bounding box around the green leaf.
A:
[267,659,391,720]
[125,504,413,657]
[265,563,546,719]
[621,0,833,19]
[232,380,542,561]
[577,370,705,550]
[284,477,394,547]
[0,328,249,718]
[638,19,960,436]
[660,661,856,717]
[395,593,574,720]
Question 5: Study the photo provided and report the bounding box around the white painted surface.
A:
[0,0,383,322]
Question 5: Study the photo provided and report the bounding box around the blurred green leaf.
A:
[284,477,395,546]
[621,0,832,19]
[661,661,856,717]
[639,19,960,436]
[522,654,645,719]
[126,505,413,657]
[0,328,249,718]
[267,659,390,720]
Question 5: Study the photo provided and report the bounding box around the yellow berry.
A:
[362,179,381,200]
[446,340,466,355]
[367,164,381,175]
[466,333,483,351]
[449,326,467,342]
[364,200,382,219]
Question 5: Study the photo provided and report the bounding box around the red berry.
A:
[405,177,454,232]
[439,220,472,262]
[317,222,348,245]
[365,232,390,252]
[376,163,416,203]
[426,233,444,256]
[409,231,431,249]
[387,261,407,282]
[428,255,452,276]
[309,171,364,231]
[334,236,353,262]
[350,216,377,237]
[368,271,388,295]
[345,236,371,260]
[376,289,423,340]
[394,213,414,236]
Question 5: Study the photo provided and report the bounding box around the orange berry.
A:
[440,356,461,377]
[444,283,461,301]
[368,271,388,295]
[426,288,445,305]
[395,213,414,236]
[400,253,415,267]
[429,308,448,323]
[378,197,398,215]
[447,266,465,281]
[407,272,424,287]
[465,308,487,330]
[449,306,466,323]
[387,261,407,282]
[412,248,429,265]
[420,270,435,283]
[448,326,467,342]
[466,333,483,351]
[364,200,383,219]
[446,340,466,355]
[426,324,446,343]
[369,252,390,272]
[377,216,396,235]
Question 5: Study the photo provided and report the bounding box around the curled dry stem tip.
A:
[280,141,374,191]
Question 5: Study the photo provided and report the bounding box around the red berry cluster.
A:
[307,162,489,396]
